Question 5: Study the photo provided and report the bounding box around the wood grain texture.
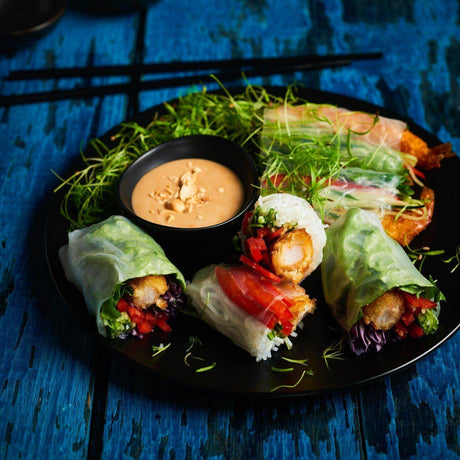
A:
[102,356,363,459]
[0,8,138,459]
[0,0,459,458]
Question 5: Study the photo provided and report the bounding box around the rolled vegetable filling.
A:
[100,275,185,338]
[237,193,326,284]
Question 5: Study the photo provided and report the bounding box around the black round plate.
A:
[45,87,460,397]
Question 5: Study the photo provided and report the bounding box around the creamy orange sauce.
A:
[131,158,245,228]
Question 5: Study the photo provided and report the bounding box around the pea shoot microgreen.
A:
[152,343,171,359]
[183,336,216,373]
[195,363,217,373]
[271,367,294,373]
[57,83,293,230]
[281,356,309,367]
[186,336,203,353]
[407,245,445,270]
[322,339,345,371]
[270,369,314,393]
[443,246,460,273]
[270,355,314,392]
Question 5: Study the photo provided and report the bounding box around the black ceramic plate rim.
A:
[45,86,460,398]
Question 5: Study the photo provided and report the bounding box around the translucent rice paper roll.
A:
[263,103,407,150]
[187,264,316,361]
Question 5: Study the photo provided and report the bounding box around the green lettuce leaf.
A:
[59,215,186,336]
[321,208,443,331]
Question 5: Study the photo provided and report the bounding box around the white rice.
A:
[255,193,327,277]
[187,265,299,361]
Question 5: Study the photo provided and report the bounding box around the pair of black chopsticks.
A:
[0,52,382,106]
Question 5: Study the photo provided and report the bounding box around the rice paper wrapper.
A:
[187,265,289,361]
[59,215,185,336]
[255,193,327,279]
[321,208,441,331]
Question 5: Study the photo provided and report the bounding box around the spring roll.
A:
[321,208,444,355]
[187,264,316,361]
[59,215,186,338]
[238,193,326,284]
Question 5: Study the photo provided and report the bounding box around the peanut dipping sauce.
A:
[131,158,245,228]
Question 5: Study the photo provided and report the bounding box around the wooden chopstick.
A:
[0,59,353,107]
[5,52,382,80]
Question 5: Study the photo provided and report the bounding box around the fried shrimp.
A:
[381,186,435,245]
[278,282,316,328]
[362,289,405,331]
[400,130,454,170]
[128,275,169,310]
[270,229,314,284]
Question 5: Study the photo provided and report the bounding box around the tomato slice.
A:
[216,265,294,331]
[216,266,266,318]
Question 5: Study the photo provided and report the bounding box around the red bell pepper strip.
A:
[402,291,437,311]
[407,322,424,339]
[400,312,415,326]
[239,255,282,283]
[241,211,253,236]
[265,227,285,241]
[245,238,263,262]
[256,227,271,239]
[116,297,130,313]
[411,167,426,179]
[243,276,293,322]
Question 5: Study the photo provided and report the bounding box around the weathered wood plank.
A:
[0,9,139,459]
[101,355,362,460]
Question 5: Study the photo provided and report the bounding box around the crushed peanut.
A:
[132,158,244,228]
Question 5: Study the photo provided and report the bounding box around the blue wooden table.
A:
[1,1,459,458]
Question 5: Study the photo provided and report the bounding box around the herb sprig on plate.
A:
[56,83,298,229]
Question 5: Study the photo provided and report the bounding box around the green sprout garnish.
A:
[195,363,216,373]
[56,82,292,230]
[183,336,215,372]
[152,343,171,359]
[271,367,294,373]
[443,246,460,273]
[186,336,203,352]
[407,245,445,270]
[281,356,310,367]
[322,339,345,371]
[184,353,205,367]
[270,369,314,393]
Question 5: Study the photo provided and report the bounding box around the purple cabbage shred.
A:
[345,320,388,356]
[163,278,186,317]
